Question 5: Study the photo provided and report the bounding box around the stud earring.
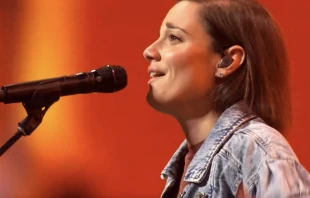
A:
[217,73,224,78]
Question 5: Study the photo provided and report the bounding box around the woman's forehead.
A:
[161,2,202,32]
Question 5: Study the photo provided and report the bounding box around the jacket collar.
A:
[160,101,257,183]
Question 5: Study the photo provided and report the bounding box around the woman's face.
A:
[143,1,220,115]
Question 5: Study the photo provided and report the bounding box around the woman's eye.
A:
[168,34,181,42]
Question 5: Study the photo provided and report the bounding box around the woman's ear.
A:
[215,45,245,78]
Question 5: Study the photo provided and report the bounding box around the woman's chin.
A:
[146,91,169,113]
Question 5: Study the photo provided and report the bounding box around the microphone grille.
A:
[96,65,127,92]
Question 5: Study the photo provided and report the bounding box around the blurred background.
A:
[0,0,309,197]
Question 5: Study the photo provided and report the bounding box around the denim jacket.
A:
[160,101,310,198]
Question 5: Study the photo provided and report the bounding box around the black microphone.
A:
[0,65,127,104]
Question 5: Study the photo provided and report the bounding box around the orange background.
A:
[0,0,309,197]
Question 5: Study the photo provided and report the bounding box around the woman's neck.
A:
[176,110,220,146]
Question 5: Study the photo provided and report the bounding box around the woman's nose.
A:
[143,44,161,62]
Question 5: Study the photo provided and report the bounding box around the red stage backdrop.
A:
[0,0,309,197]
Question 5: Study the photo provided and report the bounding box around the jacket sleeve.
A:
[249,158,310,198]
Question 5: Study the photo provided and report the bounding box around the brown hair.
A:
[177,0,291,132]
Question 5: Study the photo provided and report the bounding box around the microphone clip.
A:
[18,88,61,136]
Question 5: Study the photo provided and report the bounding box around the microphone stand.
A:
[0,89,61,157]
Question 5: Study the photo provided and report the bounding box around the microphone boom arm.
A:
[0,85,61,157]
